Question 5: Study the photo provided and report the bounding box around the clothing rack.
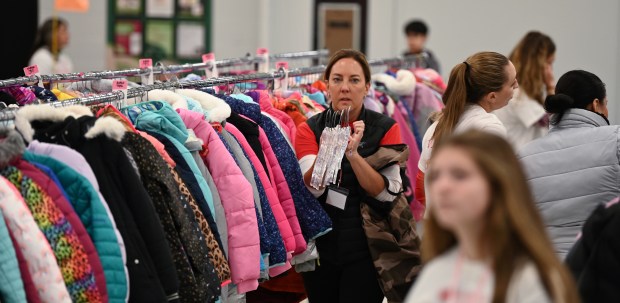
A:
[48,54,419,108]
[0,49,330,88]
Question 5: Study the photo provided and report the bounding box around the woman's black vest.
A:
[306,106,396,264]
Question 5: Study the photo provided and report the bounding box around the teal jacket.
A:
[123,101,216,216]
[0,208,27,303]
[23,151,128,303]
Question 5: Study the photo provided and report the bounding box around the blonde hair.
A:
[431,52,510,143]
[424,130,579,303]
[510,31,556,104]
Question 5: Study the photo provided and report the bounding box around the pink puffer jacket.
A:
[176,109,260,294]
[251,116,307,255]
[225,123,293,276]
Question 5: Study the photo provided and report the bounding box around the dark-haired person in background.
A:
[404,20,441,74]
[519,70,619,259]
[29,17,73,75]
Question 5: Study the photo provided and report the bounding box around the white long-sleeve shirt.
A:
[29,48,73,75]
[406,248,552,303]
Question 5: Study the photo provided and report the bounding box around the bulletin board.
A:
[107,0,211,66]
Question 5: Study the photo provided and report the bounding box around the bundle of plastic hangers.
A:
[310,107,351,189]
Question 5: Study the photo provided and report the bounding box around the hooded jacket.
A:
[14,105,179,302]
[221,93,331,249]
[0,128,103,302]
[224,123,288,273]
[122,132,223,302]
[176,108,260,293]
[23,151,127,303]
[26,140,129,302]
[519,108,620,259]
[0,177,70,303]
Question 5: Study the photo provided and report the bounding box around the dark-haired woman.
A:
[519,70,618,259]
[29,17,73,75]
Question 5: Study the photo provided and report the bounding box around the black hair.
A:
[544,70,606,124]
[31,17,68,59]
[404,20,429,36]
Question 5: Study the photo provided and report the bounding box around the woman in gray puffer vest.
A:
[519,70,617,259]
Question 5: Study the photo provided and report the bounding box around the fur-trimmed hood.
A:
[372,70,417,96]
[175,89,231,123]
[148,89,189,110]
[14,105,127,143]
[0,128,26,166]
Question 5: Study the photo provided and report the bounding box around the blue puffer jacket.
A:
[211,92,332,242]
[23,151,128,302]
[0,208,27,303]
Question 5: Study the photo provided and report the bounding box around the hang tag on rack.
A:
[139,58,154,85]
[202,53,219,79]
[23,64,44,88]
[256,48,269,73]
[112,79,129,107]
[275,61,289,92]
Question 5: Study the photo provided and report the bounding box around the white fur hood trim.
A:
[14,105,126,142]
[175,89,231,122]
[148,89,188,110]
[372,70,417,96]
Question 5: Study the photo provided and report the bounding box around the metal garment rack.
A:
[0,49,330,88]
[48,54,420,108]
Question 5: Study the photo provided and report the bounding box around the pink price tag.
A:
[112,79,128,91]
[202,53,215,62]
[257,48,269,55]
[23,65,40,76]
[139,58,153,69]
[276,61,289,70]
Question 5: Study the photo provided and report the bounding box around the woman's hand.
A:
[346,121,365,158]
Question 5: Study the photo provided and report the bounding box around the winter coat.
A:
[227,112,269,174]
[222,93,330,249]
[0,127,104,302]
[0,177,70,303]
[23,151,127,303]
[566,197,620,302]
[146,132,224,252]
[14,105,179,302]
[26,141,129,302]
[122,132,223,302]
[176,108,261,293]
[252,90,297,147]
[227,114,294,255]
[1,164,102,302]
[123,101,216,226]
[0,208,27,303]
[362,145,421,302]
[8,231,40,303]
[191,151,228,255]
[223,124,288,273]
[519,109,620,259]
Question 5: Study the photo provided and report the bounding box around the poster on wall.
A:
[145,20,174,60]
[115,20,142,56]
[318,3,360,55]
[178,0,203,18]
[146,0,174,18]
[116,0,142,15]
[177,22,205,58]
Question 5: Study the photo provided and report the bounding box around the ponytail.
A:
[431,51,510,143]
[432,63,469,142]
[545,70,606,124]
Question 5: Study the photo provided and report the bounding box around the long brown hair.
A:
[424,130,579,303]
[510,31,556,104]
[431,52,509,143]
[31,17,68,60]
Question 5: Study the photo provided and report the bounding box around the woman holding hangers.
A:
[295,49,419,302]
